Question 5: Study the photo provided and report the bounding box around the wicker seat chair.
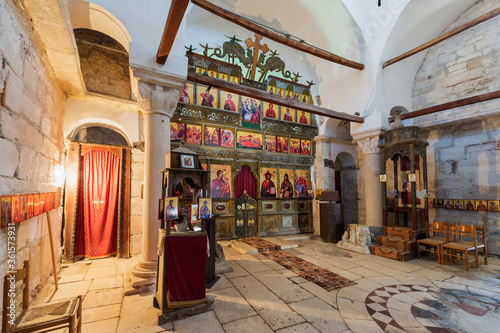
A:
[417,221,452,264]
[442,224,487,271]
[2,261,82,333]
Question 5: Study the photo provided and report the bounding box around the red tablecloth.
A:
[165,234,207,308]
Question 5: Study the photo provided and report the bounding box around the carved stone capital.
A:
[137,81,181,118]
[357,136,381,155]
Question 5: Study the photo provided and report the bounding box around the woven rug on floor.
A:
[239,237,282,252]
[240,237,356,291]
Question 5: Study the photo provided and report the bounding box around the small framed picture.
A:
[33,194,40,216]
[230,76,239,84]
[443,200,453,209]
[198,198,212,219]
[453,199,464,210]
[475,200,487,211]
[190,204,199,223]
[487,200,499,212]
[408,173,417,182]
[315,189,322,200]
[164,197,179,221]
[434,199,443,208]
[27,195,34,219]
[180,154,195,169]
[1,196,12,228]
[379,174,387,182]
[464,200,475,210]
[428,198,435,208]
[11,196,20,223]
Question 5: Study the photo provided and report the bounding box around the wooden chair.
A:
[2,261,82,333]
[417,221,451,264]
[442,224,488,271]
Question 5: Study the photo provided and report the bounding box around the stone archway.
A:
[335,152,359,228]
[64,126,131,262]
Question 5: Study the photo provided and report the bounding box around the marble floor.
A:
[36,235,500,332]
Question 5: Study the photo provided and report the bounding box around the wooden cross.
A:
[245,33,269,81]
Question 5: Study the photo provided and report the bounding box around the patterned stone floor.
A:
[34,234,500,332]
[366,284,500,333]
[239,237,282,252]
[241,237,356,291]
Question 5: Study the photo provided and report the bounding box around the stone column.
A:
[313,136,336,190]
[132,81,181,278]
[357,136,383,227]
[312,136,335,235]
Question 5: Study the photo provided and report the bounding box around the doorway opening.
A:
[64,127,131,262]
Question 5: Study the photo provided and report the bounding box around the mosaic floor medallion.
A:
[366,284,500,333]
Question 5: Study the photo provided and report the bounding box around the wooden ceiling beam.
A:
[383,6,500,68]
[389,89,500,122]
[156,0,190,65]
[188,71,364,123]
[191,0,364,70]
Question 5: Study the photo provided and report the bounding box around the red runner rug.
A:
[240,237,356,291]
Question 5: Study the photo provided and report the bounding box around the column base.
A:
[131,259,157,278]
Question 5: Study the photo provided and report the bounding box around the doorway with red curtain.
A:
[234,165,257,199]
[75,150,120,259]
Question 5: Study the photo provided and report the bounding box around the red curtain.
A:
[235,165,256,198]
[400,155,420,171]
[75,150,120,258]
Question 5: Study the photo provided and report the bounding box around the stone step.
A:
[230,240,259,254]
[378,236,408,251]
[386,226,413,240]
[371,245,414,262]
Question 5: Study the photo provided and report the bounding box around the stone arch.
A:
[334,151,359,228]
[321,118,353,140]
[67,119,132,147]
[68,0,132,51]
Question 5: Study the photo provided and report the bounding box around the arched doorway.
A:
[64,126,131,262]
[335,152,359,228]
[234,165,257,199]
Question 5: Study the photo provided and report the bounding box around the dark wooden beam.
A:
[383,7,500,68]
[157,0,190,65]
[188,71,364,123]
[191,0,364,70]
[389,89,500,122]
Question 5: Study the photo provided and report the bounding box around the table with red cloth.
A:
[155,229,207,311]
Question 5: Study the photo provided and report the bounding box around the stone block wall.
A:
[423,118,500,255]
[412,0,500,111]
[0,0,66,314]
[355,145,366,226]
[412,0,500,255]
[130,148,145,255]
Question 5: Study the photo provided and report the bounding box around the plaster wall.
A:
[68,0,188,80]
[0,0,66,314]
[64,95,140,144]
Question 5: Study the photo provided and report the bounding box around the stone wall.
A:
[0,0,66,312]
[130,148,144,255]
[423,117,500,255]
[355,145,366,226]
[412,0,500,255]
[340,168,359,228]
[412,0,500,112]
